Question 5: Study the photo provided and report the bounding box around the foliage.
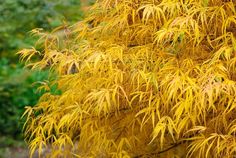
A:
[0,0,83,139]
[0,0,83,58]
[20,0,236,157]
[0,58,52,137]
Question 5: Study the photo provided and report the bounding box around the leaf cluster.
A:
[0,0,83,59]
[20,0,236,157]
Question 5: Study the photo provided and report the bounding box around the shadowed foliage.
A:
[19,0,236,157]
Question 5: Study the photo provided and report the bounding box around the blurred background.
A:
[0,0,93,157]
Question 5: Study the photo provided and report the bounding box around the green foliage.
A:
[0,0,83,140]
[20,0,236,157]
[0,0,83,58]
[0,58,50,137]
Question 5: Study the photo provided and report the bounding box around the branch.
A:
[133,142,182,158]
[133,134,197,158]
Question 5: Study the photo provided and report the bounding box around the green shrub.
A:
[0,0,83,139]
[0,0,83,58]
[0,58,49,138]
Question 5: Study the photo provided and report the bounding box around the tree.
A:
[19,0,236,157]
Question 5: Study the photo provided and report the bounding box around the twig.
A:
[133,142,182,158]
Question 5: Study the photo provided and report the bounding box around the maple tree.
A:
[19,0,236,157]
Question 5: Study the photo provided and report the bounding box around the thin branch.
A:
[133,134,197,158]
[133,142,182,158]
